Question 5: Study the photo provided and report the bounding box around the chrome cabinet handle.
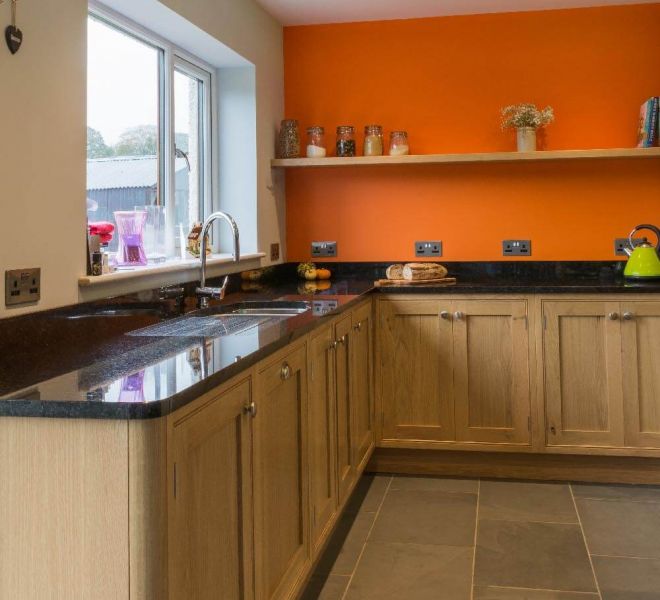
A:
[280,362,291,380]
[623,312,634,321]
[453,311,464,321]
[353,322,362,332]
[243,401,257,418]
[440,311,450,320]
[329,340,338,351]
[607,312,619,321]
[338,335,347,345]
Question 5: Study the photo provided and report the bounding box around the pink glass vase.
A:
[114,211,148,266]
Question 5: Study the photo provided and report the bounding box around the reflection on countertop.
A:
[2,260,660,420]
[0,277,373,419]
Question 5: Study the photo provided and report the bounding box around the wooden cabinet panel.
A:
[307,324,338,552]
[352,301,375,471]
[622,301,660,448]
[543,301,624,448]
[254,344,309,600]
[335,314,357,504]
[169,380,254,600]
[378,299,455,441]
[453,300,531,444]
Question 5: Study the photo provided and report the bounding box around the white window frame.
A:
[88,2,216,256]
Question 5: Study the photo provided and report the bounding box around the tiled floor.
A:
[301,475,660,600]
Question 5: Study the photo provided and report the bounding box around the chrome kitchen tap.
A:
[196,211,240,308]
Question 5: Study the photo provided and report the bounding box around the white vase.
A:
[516,127,537,152]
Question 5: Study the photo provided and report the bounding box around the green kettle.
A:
[624,224,660,280]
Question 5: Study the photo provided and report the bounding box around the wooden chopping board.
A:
[374,277,457,287]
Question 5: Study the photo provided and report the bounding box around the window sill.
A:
[78,253,265,287]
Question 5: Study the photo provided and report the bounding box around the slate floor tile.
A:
[344,542,473,600]
[474,586,599,599]
[576,498,660,558]
[369,488,477,547]
[474,519,597,593]
[300,574,351,600]
[345,475,391,514]
[389,475,479,494]
[592,555,660,600]
[315,510,377,576]
[479,480,578,524]
[572,483,660,504]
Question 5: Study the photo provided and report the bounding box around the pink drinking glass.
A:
[113,210,148,266]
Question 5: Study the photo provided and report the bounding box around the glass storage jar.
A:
[389,130,410,156]
[363,124,384,156]
[336,125,356,157]
[306,126,326,158]
[277,119,300,158]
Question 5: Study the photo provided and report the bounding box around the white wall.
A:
[0,0,284,318]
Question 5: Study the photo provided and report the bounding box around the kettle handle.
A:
[629,224,660,252]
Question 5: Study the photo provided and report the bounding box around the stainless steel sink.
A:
[217,301,311,318]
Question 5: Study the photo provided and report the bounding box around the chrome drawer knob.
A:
[607,312,619,321]
[280,363,291,380]
[623,312,634,321]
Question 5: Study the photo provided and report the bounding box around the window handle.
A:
[175,145,191,172]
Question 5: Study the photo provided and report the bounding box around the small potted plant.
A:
[501,103,554,152]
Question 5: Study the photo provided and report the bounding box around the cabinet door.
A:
[254,344,309,600]
[351,301,375,472]
[335,314,357,505]
[307,324,338,553]
[378,299,455,441]
[169,379,254,600]
[543,301,624,448]
[622,301,660,448]
[452,300,531,444]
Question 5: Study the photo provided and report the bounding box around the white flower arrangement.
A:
[501,103,554,130]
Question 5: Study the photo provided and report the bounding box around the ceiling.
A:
[256,0,658,25]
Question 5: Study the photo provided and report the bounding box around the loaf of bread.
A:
[402,263,448,281]
[386,264,404,280]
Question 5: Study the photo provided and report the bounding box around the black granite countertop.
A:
[1,261,659,420]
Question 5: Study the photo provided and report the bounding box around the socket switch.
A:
[5,268,41,307]
[415,241,442,257]
[614,237,645,257]
[503,240,532,256]
[270,242,280,261]
[311,241,337,258]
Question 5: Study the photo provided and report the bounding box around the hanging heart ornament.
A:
[5,25,22,54]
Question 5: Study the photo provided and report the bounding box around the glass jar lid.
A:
[365,124,383,135]
[390,130,408,137]
[337,125,355,134]
[307,126,324,134]
[281,119,298,127]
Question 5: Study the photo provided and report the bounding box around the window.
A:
[86,9,212,262]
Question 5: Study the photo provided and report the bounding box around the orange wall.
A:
[283,4,660,262]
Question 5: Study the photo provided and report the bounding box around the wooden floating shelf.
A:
[271,147,660,168]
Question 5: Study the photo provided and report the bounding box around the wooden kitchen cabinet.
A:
[377,297,531,446]
[307,323,338,553]
[351,300,375,472]
[543,301,625,448]
[621,301,660,448]
[452,300,531,444]
[378,298,455,442]
[168,378,255,600]
[335,313,357,505]
[253,343,310,600]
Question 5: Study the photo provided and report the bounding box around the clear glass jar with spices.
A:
[306,126,326,158]
[389,130,410,156]
[277,119,300,158]
[363,124,383,156]
[336,125,356,157]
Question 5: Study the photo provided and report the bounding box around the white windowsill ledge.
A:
[78,252,265,287]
